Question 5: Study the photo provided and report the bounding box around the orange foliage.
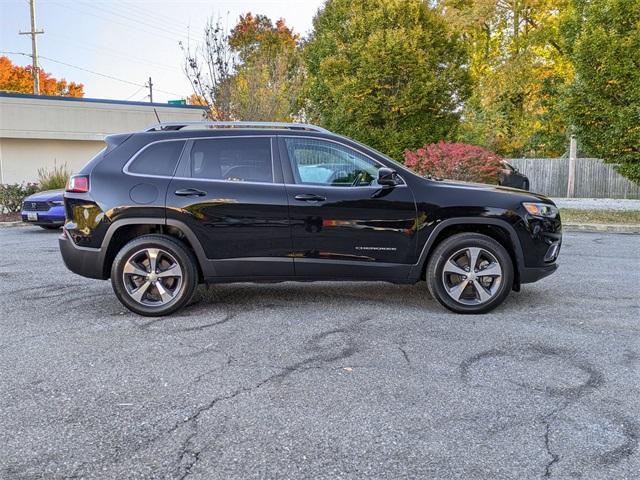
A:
[0,56,84,97]
[186,93,208,106]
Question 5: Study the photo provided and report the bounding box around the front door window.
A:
[284,137,384,187]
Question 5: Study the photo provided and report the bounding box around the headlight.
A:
[49,200,64,206]
[522,202,558,218]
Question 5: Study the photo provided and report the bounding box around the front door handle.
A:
[174,188,207,197]
[294,194,326,202]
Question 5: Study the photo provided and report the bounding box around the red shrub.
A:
[404,142,503,184]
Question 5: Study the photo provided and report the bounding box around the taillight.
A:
[66,175,90,193]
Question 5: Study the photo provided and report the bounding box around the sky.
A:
[0,0,325,103]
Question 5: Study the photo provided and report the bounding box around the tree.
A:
[181,18,235,120]
[438,0,573,157]
[228,14,303,121]
[303,0,470,160]
[182,13,303,121]
[564,0,640,182]
[0,56,84,97]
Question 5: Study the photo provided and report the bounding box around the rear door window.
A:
[128,141,185,177]
[189,137,273,183]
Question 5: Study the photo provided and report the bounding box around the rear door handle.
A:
[294,194,326,202]
[174,188,207,197]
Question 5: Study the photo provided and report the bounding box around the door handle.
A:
[294,194,326,202]
[174,188,207,197]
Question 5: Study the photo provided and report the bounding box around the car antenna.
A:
[153,107,161,124]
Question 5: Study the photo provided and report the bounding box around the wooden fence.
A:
[507,158,640,199]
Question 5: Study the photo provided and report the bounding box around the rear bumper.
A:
[58,230,106,279]
[520,263,558,284]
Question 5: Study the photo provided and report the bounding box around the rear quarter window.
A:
[127,141,185,176]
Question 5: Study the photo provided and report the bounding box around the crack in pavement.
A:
[170,321,362,478]
[459,344,608,478]
[398,345,411,366]
[543,421,560,478]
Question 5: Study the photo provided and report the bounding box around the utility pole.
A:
[567,134,577,198]
[19,0,44,95]
[147,77,154,103]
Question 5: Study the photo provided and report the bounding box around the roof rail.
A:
[143,121,331,134]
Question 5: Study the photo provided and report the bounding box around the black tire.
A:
[522,179,530,190]
[111,234,198,316]
[39,225,61,230]
[426,233,514,314]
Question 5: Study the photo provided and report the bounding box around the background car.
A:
[498,160,529,190]
[21,189,65,229]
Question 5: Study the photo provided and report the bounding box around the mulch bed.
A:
[0,212,21,222]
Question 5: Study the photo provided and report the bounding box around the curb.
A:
[0,221,28,228]
[563,223,640,234]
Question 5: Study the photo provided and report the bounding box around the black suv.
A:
[59,122,561,316]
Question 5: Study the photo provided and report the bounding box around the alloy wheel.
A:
[122,248,183,307]
[442,247,503,306]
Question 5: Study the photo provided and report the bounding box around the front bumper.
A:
[21,205,65,226]
[520,263,558,284]
[58,229,105,279]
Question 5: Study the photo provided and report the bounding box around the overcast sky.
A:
[1,0,325,102]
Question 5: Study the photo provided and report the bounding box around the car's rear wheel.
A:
[426,233,513,314]
[111,234,198,316]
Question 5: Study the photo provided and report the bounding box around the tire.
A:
[522,180,529,190]
[426,233,514,314]
[111,234,199,316]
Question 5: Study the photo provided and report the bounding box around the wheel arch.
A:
[414,217,524,290]
[99,218,206,281]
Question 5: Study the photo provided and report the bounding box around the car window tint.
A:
[190,137,273,183]
[128,141,185,176]
[284,137,382,187]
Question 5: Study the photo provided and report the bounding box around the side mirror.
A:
[377,167,399,186]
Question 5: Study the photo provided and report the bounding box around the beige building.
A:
[0,93,206,184]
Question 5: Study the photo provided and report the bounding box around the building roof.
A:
[0,92,205,109]
[0,92,207,141]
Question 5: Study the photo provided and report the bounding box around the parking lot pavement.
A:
[0,227,638,480]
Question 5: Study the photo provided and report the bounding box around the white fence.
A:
[507,157,640,199]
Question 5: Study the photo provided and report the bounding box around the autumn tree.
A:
[438,0,573,157]
[564,0,640,182]
[303,0,470,160]
[0,56,84,97]
[228,13,303,121]
[182,13,303,121]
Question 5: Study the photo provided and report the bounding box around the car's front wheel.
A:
[426,233,514,314]
[111,234,198,316]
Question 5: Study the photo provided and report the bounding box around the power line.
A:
[124,85,146,100]
[46,32,178,72]
[2,51,185,97]
[49,0,199,47]
[76,0,191,39]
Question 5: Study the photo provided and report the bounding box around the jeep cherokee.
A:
[59,121,561,316]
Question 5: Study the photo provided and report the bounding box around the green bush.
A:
[0,183,39,213]
[37,162,71,191]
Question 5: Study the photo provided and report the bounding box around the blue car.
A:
[21,189,65,229]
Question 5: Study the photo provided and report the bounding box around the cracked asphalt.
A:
[0,227,638,479]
